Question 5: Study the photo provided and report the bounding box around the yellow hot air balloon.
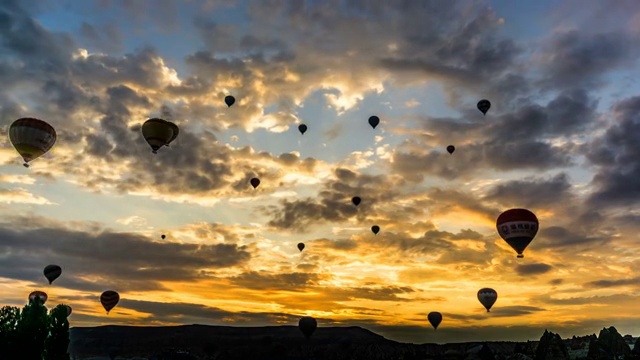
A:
[141,118,179,153]
[9,118,57,167]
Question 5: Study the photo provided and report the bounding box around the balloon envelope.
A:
[224,95,235,107]
[477,99,491,115]
[446,145,455,154]
[427,312,442,330]
[298,316,317,338]
[477,288,497,312]
[250,177,260,189]
[496,209,539,258]
[161,234,166,239]
[100,290,120,314]
[297,242,305,252]
[298,124,307,134]
[43,264,62,284]
[352,196,361,206]
[29,291,48,305]
[141,118,179,153]
[9,118,57,167]
[371,225,380,235]
[65,305,72,317]
[368,116,380,129]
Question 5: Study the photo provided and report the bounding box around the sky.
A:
[1,0,640,345]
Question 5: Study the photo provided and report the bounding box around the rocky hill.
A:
[68,325,639,360]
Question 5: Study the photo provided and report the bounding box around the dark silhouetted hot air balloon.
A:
[299,316,317,339]
[141,118,179,154]
[29,291,48,305]
[447,145,455,154]
[371,225,380,235]
[161,234,166,240]
[250,177,260,189]
[43,264,62,284]
[477,288,497,312]
[368,116,380,129]
[297,242,305,252]
[9,118,57,167]
[65,305,72,317]
[496,209,539,258]
[352,196,361,206]
[298,124,307,135]
[477,99,491,115]
[100,290,120,314]
[427,312,442,330]
[224,95,235,107]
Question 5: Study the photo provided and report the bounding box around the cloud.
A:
[515,263,553,276]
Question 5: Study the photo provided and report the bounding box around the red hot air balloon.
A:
[100,290,120,314]
[9,118,57,167]
[298,316,317,338]
[368,116,380,129]
[446,145,455,154]
[427,312,442,330]
[477,288,497,312]
[496,209,539,258]
[297,242,305,252]
[44,264,62,284]
[29,291,48,305]
[250,177,260,189]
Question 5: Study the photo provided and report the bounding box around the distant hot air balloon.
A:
[224,95,235,107]
[371,225,380,235]
[368,116,380,129]
[9,118,57,167]
[477,99,491,115]
[141,118,179,154]
[297,242,305,252]
[29,291,48,305]
[351,196,361,207]
[250,177,260,189]
[477,288,497,312]
[496,209,539,258]
[100,290,120,314]
[446,145,455,154]
[298,124,308,135]
[427,312,442,330]
[161,234,166,240]
[298,316,317,339]
[43,264,62,284]
[65,305,72,317]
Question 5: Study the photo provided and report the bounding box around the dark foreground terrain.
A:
[69,324,640,360]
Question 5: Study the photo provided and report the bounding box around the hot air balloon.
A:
[250,177,260,189]
[224,95,235,107]
[446,145,455,154]
[427,312,442,330]
[352,196,361,206]
[43,264,62,284]
[297,242,305,252]
[100,290,120,314]
[496,208,539,258]
[141,118,179,154]
[477,288,497,312]
[477,99,491,115]
[29,291,48,305]
[161,234,166,240]
[65,305,72,317]
[298,316,317,339]
[9,118,57,167]
[371,225,380,235]
[298,124,308,135]
[368,116,380,129]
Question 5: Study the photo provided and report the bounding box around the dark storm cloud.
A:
[228,271,324,291]
[0,222,251,292]
[586,96,640,208]
[583,277,640,289]
[515,263,553,276]
[483,173,573,209]
[539,30,640,89]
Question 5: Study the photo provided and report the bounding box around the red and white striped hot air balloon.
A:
[496,208,539,258]
[29,291,48,305]
[9,118,57,167]
[100,290,120,314]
